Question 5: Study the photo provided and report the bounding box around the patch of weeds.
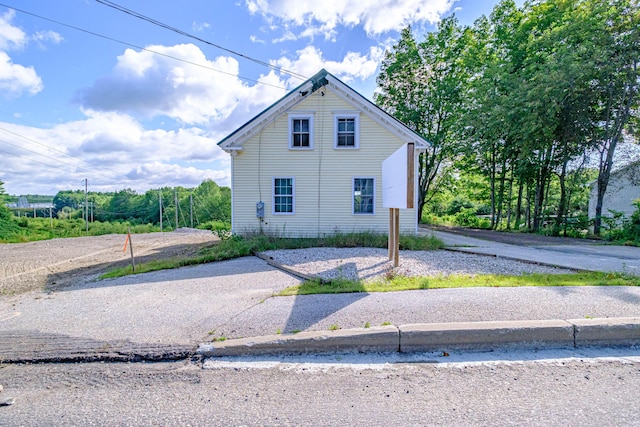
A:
[384,266,397,281]
[291,329,301,334]
[276,328,282,335]
[211,336,226,342]
[328,324,340,331]
[364,322,371,329]
[381,321,392,326]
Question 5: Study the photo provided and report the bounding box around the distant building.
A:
[589,160,640,219]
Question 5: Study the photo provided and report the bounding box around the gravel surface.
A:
[262,247,572,283]
[0,230,219,295]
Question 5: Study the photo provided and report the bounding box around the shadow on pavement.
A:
[282,261,368,333]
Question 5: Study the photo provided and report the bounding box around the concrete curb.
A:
[198,317,640,357]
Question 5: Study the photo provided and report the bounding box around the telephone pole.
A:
[159,191,163,232]
[190,192,193,228]
[85,178,88,235]
[174,189,179,230]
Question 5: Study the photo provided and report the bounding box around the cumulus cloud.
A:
[0,9,43,97]
[0,51,42,97]
[272,45,383,84]
[75,43,286,126]
[0,9,26,51]
[246,0,456,36]
[0,111,231,194]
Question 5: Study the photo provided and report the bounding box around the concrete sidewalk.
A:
[1,231,640,362]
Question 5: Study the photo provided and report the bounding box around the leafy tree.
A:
[376,18,469,218]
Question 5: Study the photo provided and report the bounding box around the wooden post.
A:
[127,227,135,272]
[388,208,400,267]
[393,208,400,267]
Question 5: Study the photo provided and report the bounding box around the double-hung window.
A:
[334,114,359,149]
[273,177,294,214]
[353,177,374,215]
[289,114,314,149]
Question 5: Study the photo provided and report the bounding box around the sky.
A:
[0,0,517,196]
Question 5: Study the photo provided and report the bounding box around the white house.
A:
[217,69,429,238]
[589,160,640,219]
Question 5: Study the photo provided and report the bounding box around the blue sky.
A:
[0,0,518,196]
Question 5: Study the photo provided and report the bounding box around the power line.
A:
[0,126,121,180]
[0,2,288,90]
[95,0,309,82]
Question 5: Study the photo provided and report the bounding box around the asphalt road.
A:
[1,350,639,426]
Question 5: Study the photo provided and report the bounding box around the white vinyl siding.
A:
[230,88,417,237]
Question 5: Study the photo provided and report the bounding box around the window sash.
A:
[291,118,310,147]
[274,178,294,214]
[354,178,374,214]
[336,118,356,147]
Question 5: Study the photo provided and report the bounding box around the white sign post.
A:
[382,143,415,267]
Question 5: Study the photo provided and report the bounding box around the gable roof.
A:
[217,69,430,152]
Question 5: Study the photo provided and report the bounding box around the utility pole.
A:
[190,192,193,228]
[174,189,179,230]
[159,191,163,232]
[85,178,89,235]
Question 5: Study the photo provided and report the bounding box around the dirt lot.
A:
[0,229,219,296]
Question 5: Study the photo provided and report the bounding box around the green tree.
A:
[376,18,469,218]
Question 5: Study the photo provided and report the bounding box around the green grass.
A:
[275,271,640,296]
[100,232,443,279]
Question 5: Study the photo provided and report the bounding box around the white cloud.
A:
[192,21,211,32]
[0,9,48,98]
[0,111,232,195]
[33,30,64,45]
[0,51,42,97]
[0,9,26,51]
[272,45,383,84]
[246,0,456,36]
[75,43,286,126]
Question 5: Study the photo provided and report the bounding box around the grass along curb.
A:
[275,271,640,296]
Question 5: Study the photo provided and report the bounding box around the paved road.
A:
[1,351,639,426]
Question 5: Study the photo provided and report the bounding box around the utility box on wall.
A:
[256,201,265,218]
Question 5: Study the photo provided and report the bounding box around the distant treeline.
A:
[13,179,230,230]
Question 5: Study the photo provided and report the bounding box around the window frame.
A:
[288,113,314,150]
[353,177,375,215]
[334,113,360,149]
[272,177,295,215]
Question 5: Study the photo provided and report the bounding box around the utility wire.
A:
[95,0,309,82]
[0,2,287,90]
[0,126,122,180]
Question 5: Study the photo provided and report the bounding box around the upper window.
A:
[353,177,375,215]
[334,114,360,149]
[289,114,314,149]
[273,177,294,214]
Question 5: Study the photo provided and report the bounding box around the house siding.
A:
[588,162,640,220]
[231,87,418,237]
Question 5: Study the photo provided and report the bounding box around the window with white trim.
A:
[273,177,294,214]
[334,114,359,148]
[289,114,313,149]
[353,177,374,215]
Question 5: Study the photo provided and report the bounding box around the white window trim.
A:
[334,113,360,149]
[353,176,375,215]
[272,177,295,215]
[288,113,314,150]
